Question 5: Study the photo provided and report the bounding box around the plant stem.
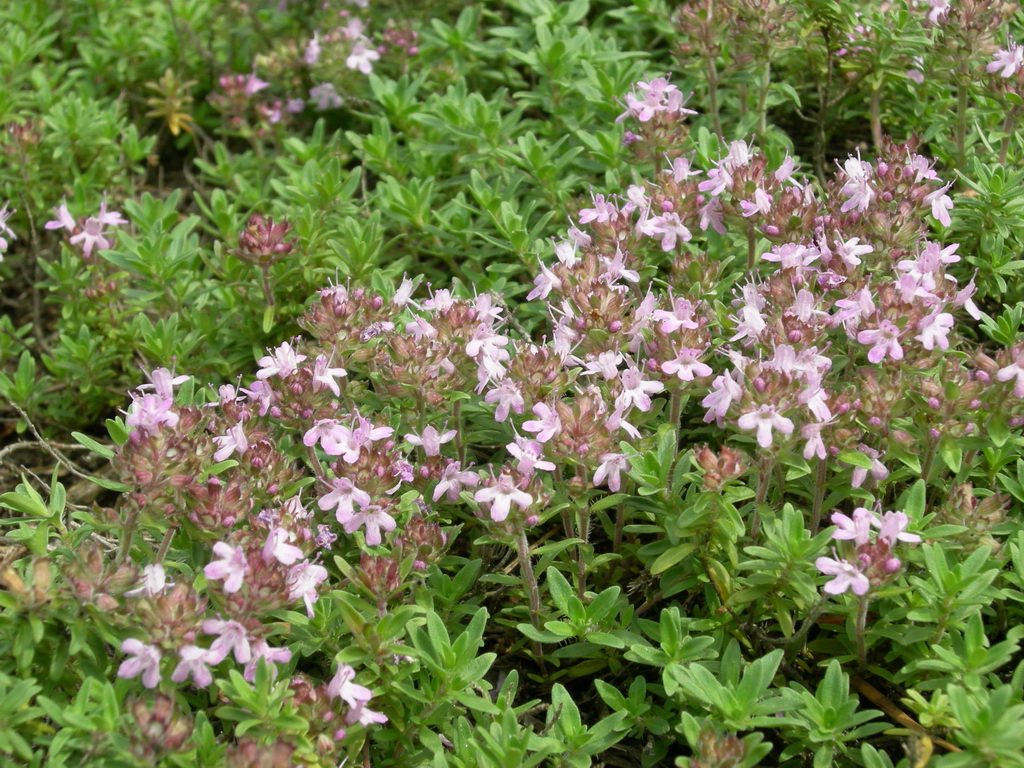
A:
[116,507,139,567]
[855,595,870,666]
[955,78,969,168]
[452,400,465,465]
[612,502,625,554]
[155,525,177,563]
[869,85,883,150]
[756,62,772,141]
[705,52,723,137]
[810,459,828,530]
[514,529,545,661]
[999,107,1018,164]
[746,227,757,272]
[576,503,590,599]
[750,457,771,538]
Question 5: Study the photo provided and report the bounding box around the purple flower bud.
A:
[765,225,780,236]
[929,428,941,439]
[884,557,901,573]
[754,376,767,393]
[1012,416,1024,428]
[977,370,990,384]
[965,423,975,434]
[927,397,941,409]
[372,295,383,309]
[526,515,539,526]
[609,320,623,332]
[868,416,882,427]
[970,399,981,409]
[661,200,674,212]
[881,191,894,202]
[876,161,889,177]
[788,330,802,342]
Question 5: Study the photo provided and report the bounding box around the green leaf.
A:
[650,543,695,575]
[71,431,114,459]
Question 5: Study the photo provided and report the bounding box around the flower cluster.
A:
[815,506,921,595]
[45,199,127,261]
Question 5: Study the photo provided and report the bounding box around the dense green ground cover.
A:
[2,0,1024,765]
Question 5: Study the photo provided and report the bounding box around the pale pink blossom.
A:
[616,367,664,413]
[287,561,328,618]
[522,402,561,443]
[474,474,532,522]
[312,355,347,396]
[346,40,381,74]
[815,555,870,595]
[204,542,247,593]
[244,640,293,681]
[737,405,794,448]
[593,453,629,492]
[213,423,249,462]
[263,528,304,565]
[343,505,397,546]
[830,507,875,546]
[203,619,251,664]
[405,425,457,457]
[257,342,306,380]
[318,476,372,524]
[662,348,712,382]
[857,321,903,363]
[988,40,1024,77]
[171,645,215,688]
[118,639,162,688]
[433,460,480,502]
[917,312,954,351]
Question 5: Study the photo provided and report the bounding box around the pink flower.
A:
[997,352,1024,397]
[405,425,457,457]
[346,40,380,74]
[318,477,372,524]
[263,528,304,565]
[702,371,742,425]
[312,355,347,396]
[857,321,903,363]
[124,393,179,433]
[507,437,555,475]
[342,505,397,546]
[523,402,561,443]
[474,474,532,522]
[737,405,794,448]
[815,555,870,595]
[739,187,773,218]
[125,564,172,597]
[801,421,829,460]
[203,619,251,664]
[616,367,664,413]
[204,542,248,593]
[763,243,819,269]
[662,348,712,382]
[593,453,629,492]
[653,297,699,334]
[582,350,624,380]
[830,507,875,546]
[637,211,692,250]
[45,202,76,233]
[987,39,1023,77]
[433,460,480,502]
[847,445,889,488]
[839,155,874,213]
[213,423,249,462]
[917,312,954,351]
[527,262,562,301]
[832,236,873,268]
[257,342,307,380]
[171,645,215,688]
[924,183,953,227]
[244,640,293,682]
[873,510,921,546]
[118,639,162,688]
[328,663,373,709]
[287,561,328,618]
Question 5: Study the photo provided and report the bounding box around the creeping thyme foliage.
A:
[4,0,1024,766]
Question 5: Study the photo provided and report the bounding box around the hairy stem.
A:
[810,459,828,530]
[756,62,772,141]
[869,86,883,150]
[856,595,870,666]
[514,529,546,661]
[955,78,969,168]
